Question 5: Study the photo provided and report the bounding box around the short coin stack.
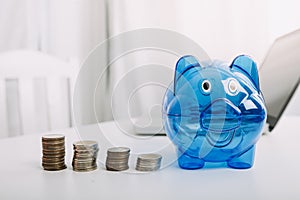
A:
[136,153,162,171]
[72,140,99,172]
[106,147,130,171]
[42,134,67,171]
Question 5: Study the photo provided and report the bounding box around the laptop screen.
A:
[259,29,300,131]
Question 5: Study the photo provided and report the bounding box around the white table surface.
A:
[0,116,299,200]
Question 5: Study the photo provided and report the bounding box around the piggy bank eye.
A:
[228,79,238,94]
[201,80,211,93]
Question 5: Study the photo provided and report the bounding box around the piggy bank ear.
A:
[174,55,201,94]
[230,55,260,90]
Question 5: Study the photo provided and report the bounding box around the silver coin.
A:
[72,158,96,163]
[135,166,160,171]
[43,153,65,158]
[105,147,130,171]
[73,164,96,169]
[43,141,65,146]
[43,149,65,154]
[42,160,66,165]
[106,160,129,164]
[72,162,97,167]
[43,145,65,150]
[41,134,66,171]
[73,140,98,149]
[42,139,65,143]
[74,154,98,158]
[106,157,129,163]
[73,166,97,172]
[106,156,129,161]
[73,161,96,165]
[43,158,65,162]
[43,165,67,171]
[73,150,98,155]
[74,148,99,153]
[73,155,97,160]
[137,154,162,161]
[107,147,130,154]
[42,163,66,167]
[106,163,128,167]
[42,134,65,141]
[135,153,162,171]
[106,154,130,158]
[73,152,98,158]
[106,165,129,171]
[136,162,161,166]
[43,155,65,160]
[74,145,98,149]
[73,161,96,166]
[42,143,65,148]
[73,140,97,144]
[72,141,99,172]
[106,159,129,163]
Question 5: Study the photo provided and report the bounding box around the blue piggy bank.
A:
[162,55,267,169]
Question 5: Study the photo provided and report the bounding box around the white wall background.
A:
[108,0,300,64]
[0,0,299,132]
[107,0,300,119]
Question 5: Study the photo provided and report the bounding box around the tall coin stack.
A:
[136,154,162,171]
[106,147,130,171]
[42,134,67,171]
[72,140,99,172]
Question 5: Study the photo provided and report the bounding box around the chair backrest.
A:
[0,50,77,138]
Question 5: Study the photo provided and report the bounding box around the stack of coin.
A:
[136,153,162,171]
[106,147,130,171]
[72,140,99,172]
[42,134,66,171]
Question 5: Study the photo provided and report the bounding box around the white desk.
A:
[0,116,299,200]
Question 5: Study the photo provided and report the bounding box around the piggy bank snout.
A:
[201,99,241,132]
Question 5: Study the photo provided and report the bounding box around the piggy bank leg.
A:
[177,150,205,169]
[227,145,255,169]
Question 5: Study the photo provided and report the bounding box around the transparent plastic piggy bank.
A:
[162,55,266,169]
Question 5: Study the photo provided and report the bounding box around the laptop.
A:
[134,29,300,135]
[260,29,300,133]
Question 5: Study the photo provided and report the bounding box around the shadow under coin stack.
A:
[136,154,162,171]
[106,147,130,171]
[42,134,67,171]
[72,141,99,172]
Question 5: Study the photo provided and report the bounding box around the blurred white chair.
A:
[0,50,77,138]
